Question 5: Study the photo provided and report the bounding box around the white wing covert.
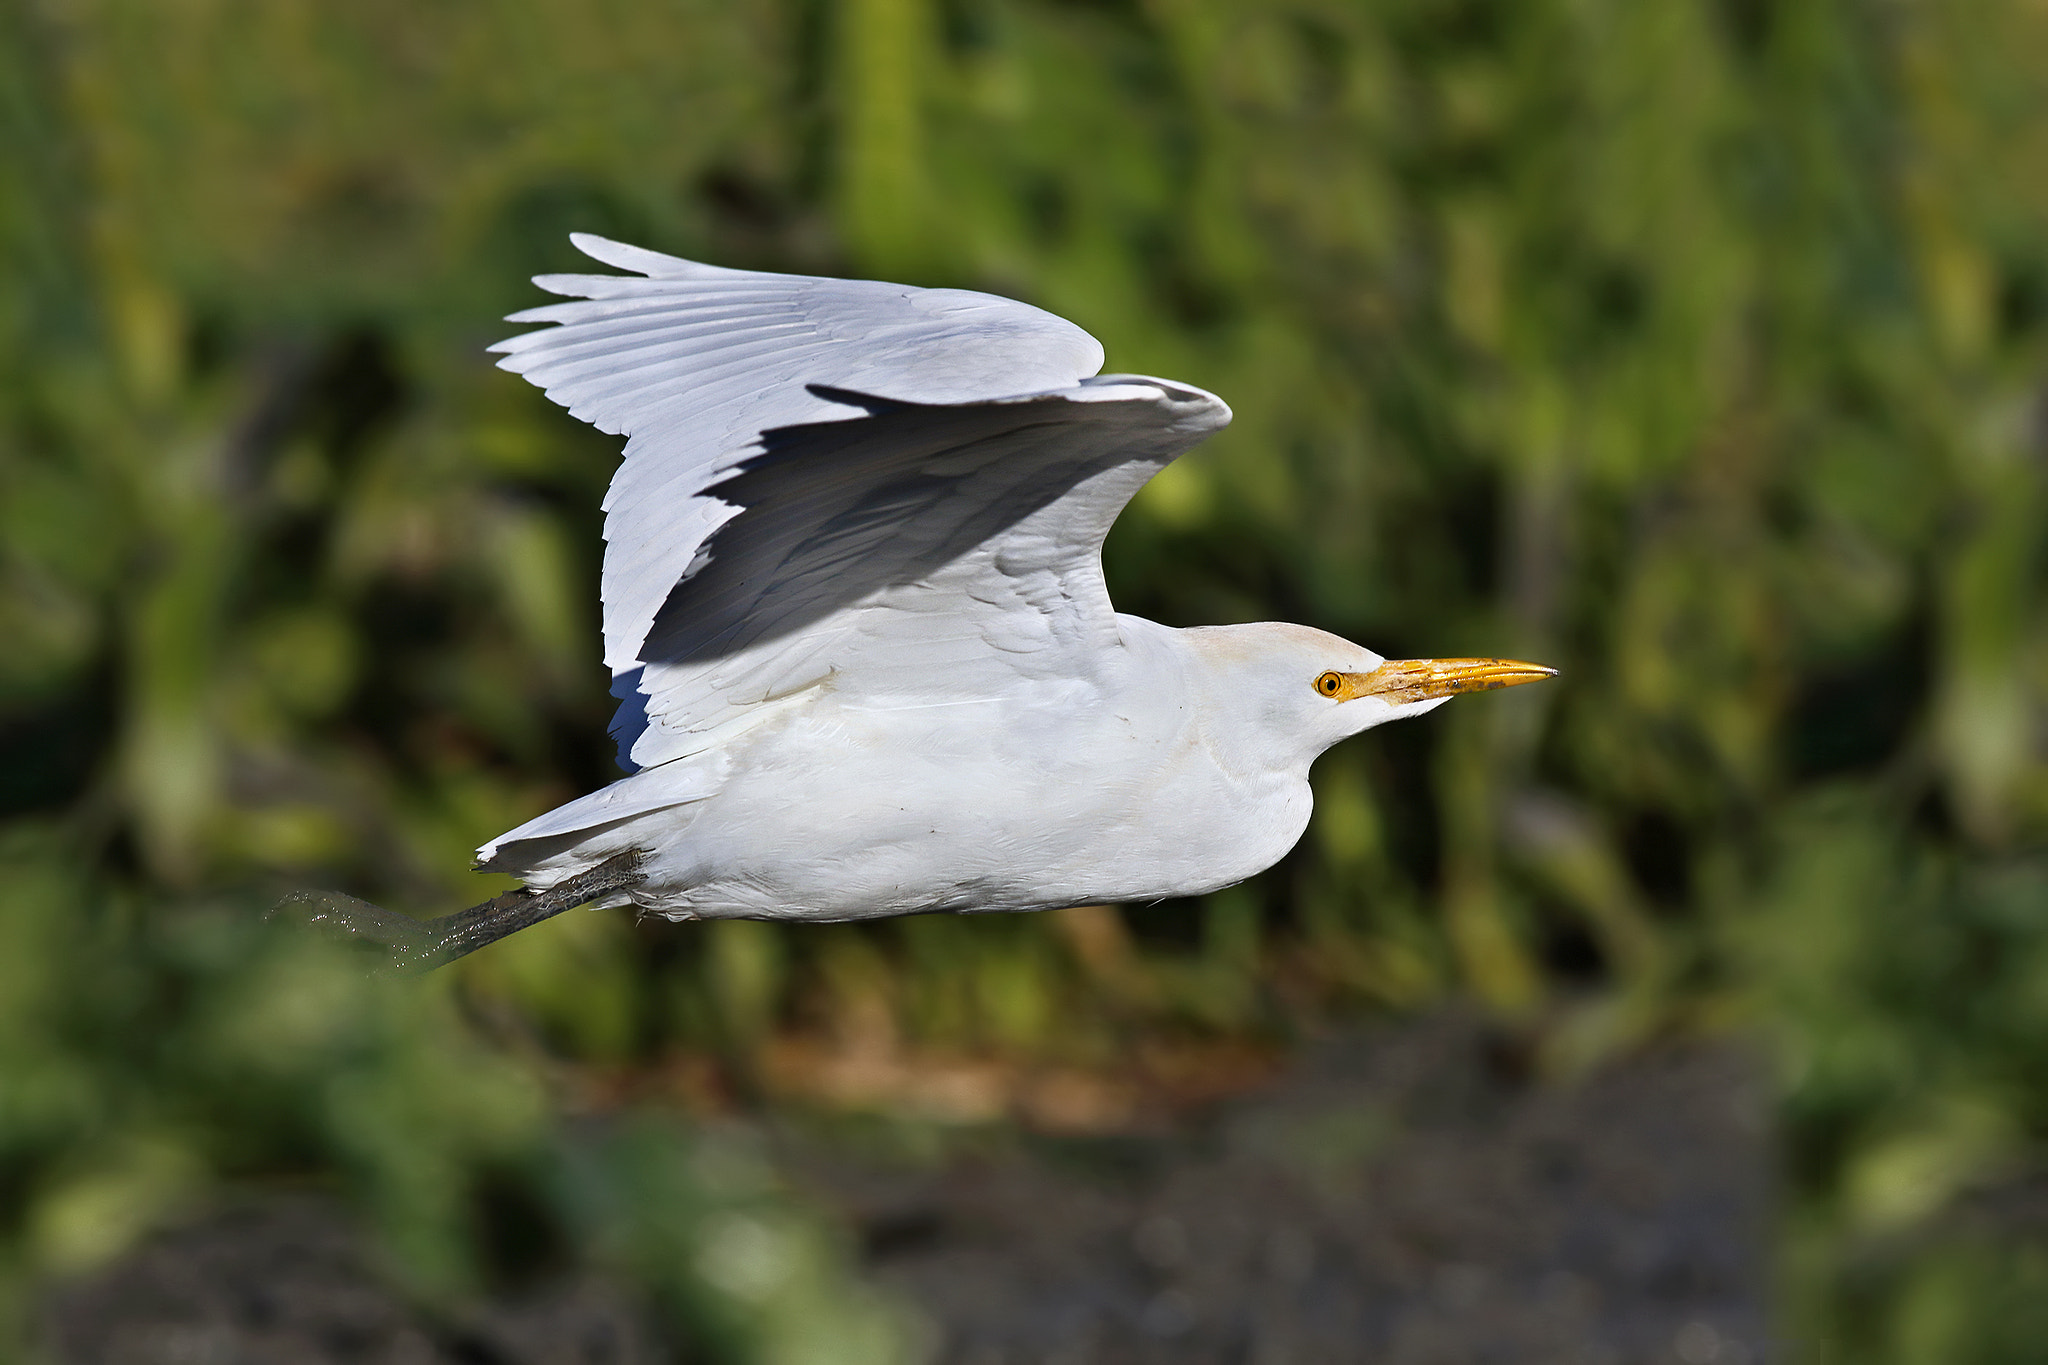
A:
[492,236,1230,773]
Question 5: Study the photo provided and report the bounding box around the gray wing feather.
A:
[491,237,1226,773]
[618,382,1226,769]
[492,235,1106,673]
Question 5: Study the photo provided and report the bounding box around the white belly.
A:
[609,688,1313,922]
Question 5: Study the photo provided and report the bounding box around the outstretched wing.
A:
[493,237,1230,771]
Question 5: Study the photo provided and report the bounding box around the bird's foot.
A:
[270,851,648,975]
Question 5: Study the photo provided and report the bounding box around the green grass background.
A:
[4,0,2048,1357]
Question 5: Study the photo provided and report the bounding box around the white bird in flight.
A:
[314,235,1555,967]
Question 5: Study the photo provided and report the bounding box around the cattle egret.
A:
[303,236,1555,969]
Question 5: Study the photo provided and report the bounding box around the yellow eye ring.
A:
[1315,671,1344,697]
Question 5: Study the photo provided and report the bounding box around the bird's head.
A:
[1182,622,1557,772]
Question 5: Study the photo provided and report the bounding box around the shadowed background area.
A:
[3,0,2047,1360]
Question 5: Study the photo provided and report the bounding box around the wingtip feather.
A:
[531,272,608,297]
[571,232,745,280]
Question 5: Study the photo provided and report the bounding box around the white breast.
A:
[602,651,1308,921]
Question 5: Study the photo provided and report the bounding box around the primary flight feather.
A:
[472,235,1553,929]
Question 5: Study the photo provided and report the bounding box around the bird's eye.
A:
[1315,671,1344,697]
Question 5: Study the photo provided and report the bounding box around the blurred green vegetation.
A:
[0,829,912,1361]
[3,0,2047,1359]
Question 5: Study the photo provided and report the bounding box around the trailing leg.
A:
[272,851,647,974]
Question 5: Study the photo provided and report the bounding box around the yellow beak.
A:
[1329,657,1558,704]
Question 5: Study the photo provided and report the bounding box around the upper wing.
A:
[494,235,1107,673]
[493,238,1229,771]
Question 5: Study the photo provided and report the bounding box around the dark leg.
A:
[272,851,647,975]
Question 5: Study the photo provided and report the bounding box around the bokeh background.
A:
[4,0,2048,1359]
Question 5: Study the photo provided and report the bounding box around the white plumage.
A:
[475,235,1552,924]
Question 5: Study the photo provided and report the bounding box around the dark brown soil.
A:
[792,1014,1773,1365]
[40,1014,1771,1365]
[38,1202,667,1365]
